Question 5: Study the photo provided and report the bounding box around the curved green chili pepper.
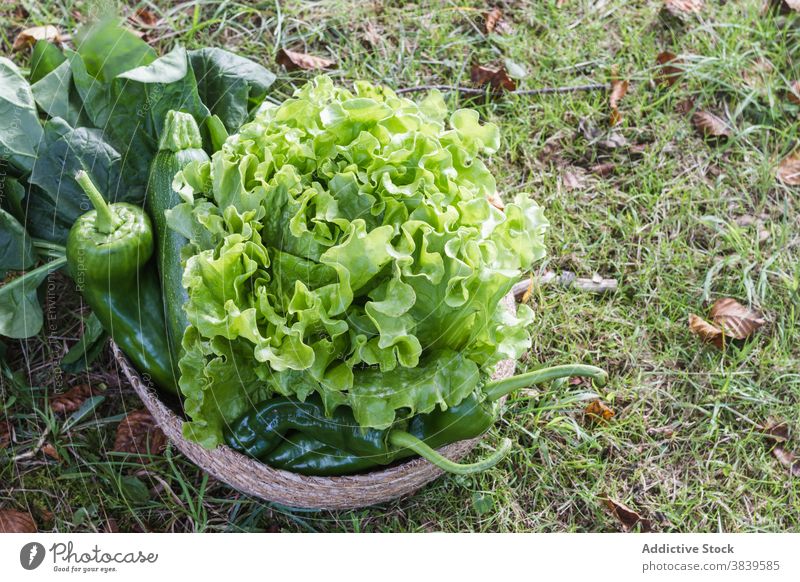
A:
[66,171,178,395]
[228,364,608,475]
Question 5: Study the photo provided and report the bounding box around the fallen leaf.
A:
[520,275,535,304]
[113,409,167,461]
[470,64,517,92]
[692,110,731,140]
[485,7,503,33]
[41,442,61,461]
[601,497,652,532]
[276,48,335,71]
[674,96,695,115]
[777,151,800,185]
[133,8,159,26]
[767,0,800,14]
[773,447,800,477]
[12,25,61,51]
[362,21,382,47]
[688,313,724,349]
[709,297,765,340]
[655,51,683,87]
[591,162,616,177]
[50,384,95,415]
[585,400,615,422]
[562,171,585,191]
[0,509,37,533]
[486,193,505,210]
[664,0,704,15]
[609,68,629,126]
[788,81,800,105]
[760,418,789,444]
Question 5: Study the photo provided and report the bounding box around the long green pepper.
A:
[227,364,607,475]
[66,171,178,395]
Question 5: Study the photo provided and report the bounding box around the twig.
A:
[513,271,618,300]
[396,83,608,96]
[12,426,52,462]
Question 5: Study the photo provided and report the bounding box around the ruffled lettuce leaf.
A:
[170,76,548,446]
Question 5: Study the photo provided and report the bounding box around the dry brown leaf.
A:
[591,162,616,177]
[601,497,652,532]
[41,442,61,461]
[773,447,800,477]
[688,313,724,349]
[585,400,615,422]
[520,275,534,304]
[562,171,584,191]
[0,509,37,533]
[50,384,95,415]
[664,0,704,15]
[363,21,382,47]
[692,111,731,139]
[655,51,683,87]
[787,81,800,105]
[608,69,629,126]
[486,193,505,211]
[133,7,159,26]
[276,48,335,71]
[0,417,11,449]
[768,0,800,14]
[777,151,800,185]
[12,25,61,51]
[485,7,503,33]
[761,418,789,444]
[113,409,167,461]
[709,297,765,340]
[470,64,516,92]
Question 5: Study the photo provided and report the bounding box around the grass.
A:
[1,0,799,532]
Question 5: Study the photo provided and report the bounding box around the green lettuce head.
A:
[168,76,548,447]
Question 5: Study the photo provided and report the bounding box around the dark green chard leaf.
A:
[74,18,156,82]
[188,47,276,132]
[0,208,36,271]
[70,46,209,201]
[0,176,26,222]
[59,312,107,373]
[0,57,44,176]
[0,257,66,339]
[29,39,66,84]
[31,60,89,127]
[29,117,130,243]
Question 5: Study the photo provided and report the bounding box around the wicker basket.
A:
[112,294,516,510]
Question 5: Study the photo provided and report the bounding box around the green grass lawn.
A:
[1,0,799,532]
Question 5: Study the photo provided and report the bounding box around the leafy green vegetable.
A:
[59,312,107,373]
[74,18,156,82]
[0,257,66,339]
[0,57,44,175]
[29,117,129,242]
[29,40,66,84]
[171,76,548,446]
[31,60,88,127]
[188,48,276,132]
[0,208,35,271]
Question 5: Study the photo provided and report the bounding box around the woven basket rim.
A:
[113,293,517,510]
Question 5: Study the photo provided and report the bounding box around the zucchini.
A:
[146,111,210,383]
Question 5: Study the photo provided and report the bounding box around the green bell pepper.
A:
[66,171,178,395]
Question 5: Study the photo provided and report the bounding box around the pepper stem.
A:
[483,364,608,402]
[388,431,511,475]
[75,170,117,234]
